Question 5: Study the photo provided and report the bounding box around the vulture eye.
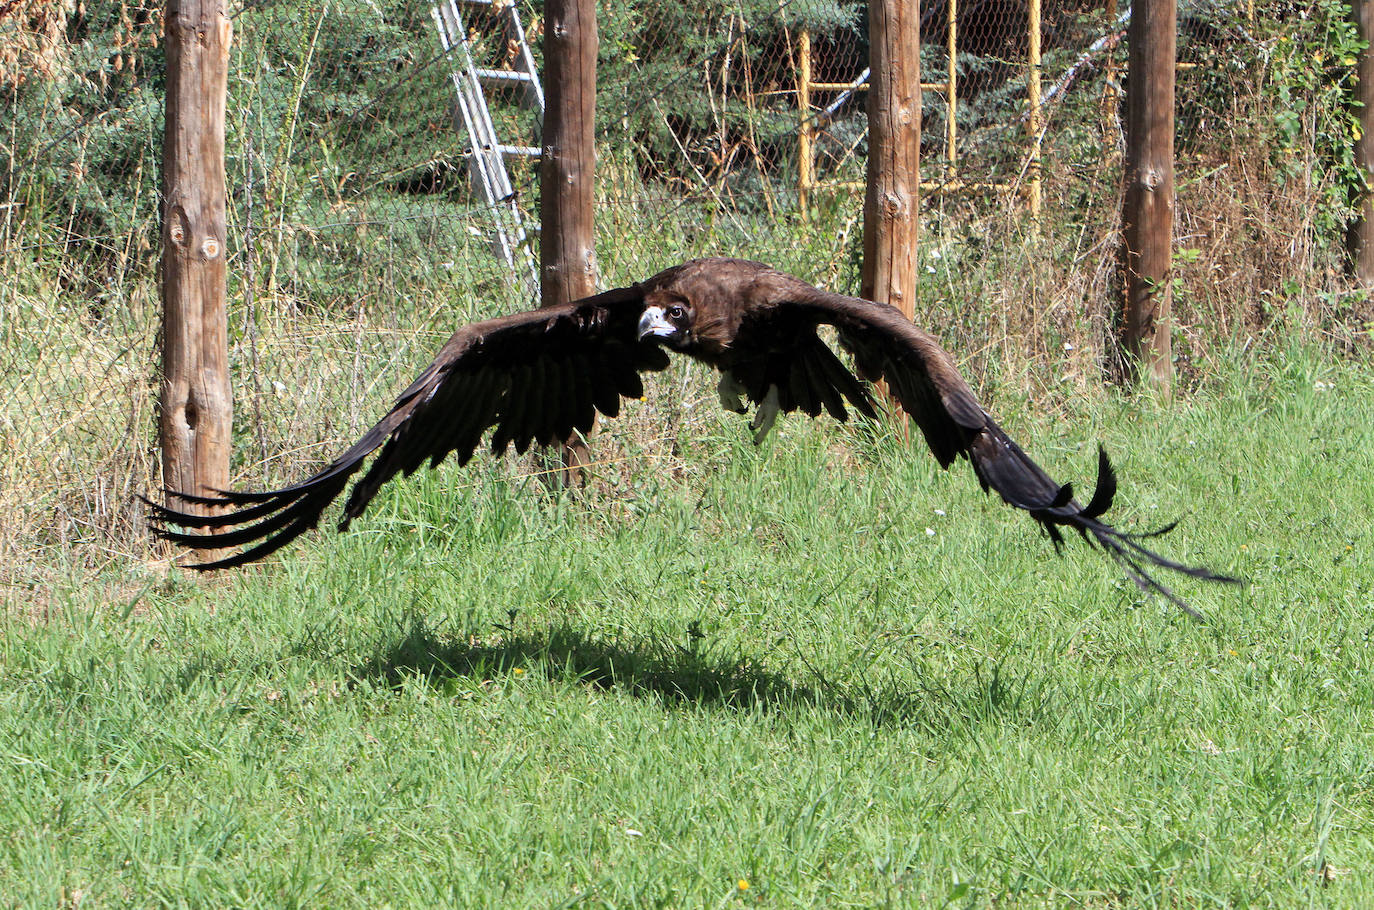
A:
[668,305,686,320]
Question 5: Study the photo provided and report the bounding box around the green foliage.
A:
[596,0,864,194]
[1,8,163,270]
[1263,0,1367,247]
[230,0,460,196]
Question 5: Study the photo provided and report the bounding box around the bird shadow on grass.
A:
[346,612,1053,736]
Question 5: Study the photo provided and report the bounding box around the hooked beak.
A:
[637,305,675,341]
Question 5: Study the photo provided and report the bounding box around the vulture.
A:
[148,257,1236,615]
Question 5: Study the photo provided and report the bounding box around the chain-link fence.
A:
[0,0,1332,590]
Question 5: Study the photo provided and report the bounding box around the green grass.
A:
[3,346,1373,907]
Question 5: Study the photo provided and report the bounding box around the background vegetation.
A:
[3,0,1373,904]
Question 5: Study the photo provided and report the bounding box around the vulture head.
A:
[145,257,1238,617]
[635,259,760,359]
[636,298,694,350]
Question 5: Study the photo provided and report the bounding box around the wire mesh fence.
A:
[0,0,1323,588]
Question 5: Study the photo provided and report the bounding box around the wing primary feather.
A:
[1115,519,1182,541]
[551,355,577,442]
[780,368,802,417]
[148,410,394,560]
[801,346,848,421]
[513,357,547,454]
[490,363,529,455]
[609,354,645,401]
[815,342,877,419]
[549,355,576,443]
[154,483,342,550]
[336,371,493,528]
[535,358,565,447]
[634,343,671,373]
[895,372,963,468]
[1049,483,1075,509]
[144,490,306,530]
[418,372,478,470]
[570,353,597,434]
[1080,445,1117,520]
[589,354,621,418]
[788,356,821,417]
[148,471,351,569]
[175,506,337,571]
[428,370,489,469]
[383,376,458,476]
[161,422,391,507]
[458,370,504,465]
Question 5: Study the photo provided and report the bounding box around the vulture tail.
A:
[970,433,1241,618]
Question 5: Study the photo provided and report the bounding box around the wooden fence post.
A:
[1028,0,1043,219]
[1119,0,1175,393]
[160,0,233,538]
[861,0,920,324]
[540,0,598,483]
[798,27,813,219]
[945,0,957,182]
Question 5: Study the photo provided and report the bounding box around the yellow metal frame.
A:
[794,0,1046,214]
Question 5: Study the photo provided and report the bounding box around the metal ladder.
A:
[432,0,544,291]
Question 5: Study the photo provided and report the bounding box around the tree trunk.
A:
[861,0,920,411]
[1118,0,1175,393]
[540,0,599,486]
[1351,0,1374,285]
[160,0,232,550]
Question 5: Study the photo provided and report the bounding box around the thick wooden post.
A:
[1351,0,1374,285]
[798,27,814,219]
[160,0,233,532]
[946,0,957,180]
[1119,0,1175,393]
[861,0,920,321]
[540,0,597,483]
[1027,0,1043,218]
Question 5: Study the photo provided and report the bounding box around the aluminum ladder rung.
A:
[475,68,536,88]
[431,0,543,293]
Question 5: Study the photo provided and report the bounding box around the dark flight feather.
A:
[147,258,1237,614]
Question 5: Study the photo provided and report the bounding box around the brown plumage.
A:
[148,257,1237,614]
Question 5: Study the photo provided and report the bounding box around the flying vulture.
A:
[148,257,1236,615]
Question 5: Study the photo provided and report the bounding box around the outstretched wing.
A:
[147,286,666,569]
[717,271,1238,616]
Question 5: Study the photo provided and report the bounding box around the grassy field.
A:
[2,344,1373,907]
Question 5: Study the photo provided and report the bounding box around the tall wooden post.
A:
[540,0,597,483]
[946,0,957,181]
[861,0,920,322]
[1119,0,1175,393]
[160,0,233,531]
[798,28,814,219]
[1351,0,1374,285]
[1027,0,1043,219]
